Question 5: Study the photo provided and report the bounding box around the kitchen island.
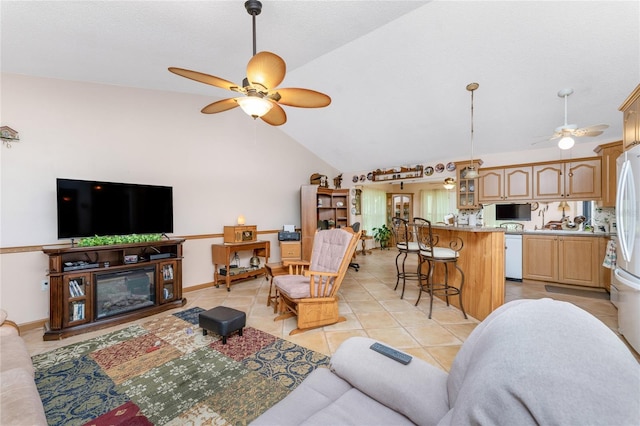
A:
[427,225,505,321]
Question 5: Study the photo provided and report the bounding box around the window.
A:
[420,189,451,223]
[583,200,593,225]
[362,187,387,234]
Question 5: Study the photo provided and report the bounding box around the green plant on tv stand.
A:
[78,233,162,247]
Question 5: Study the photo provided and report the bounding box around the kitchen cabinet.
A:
[619,83,640,151]
[558,237,602,287]
[594,141,624,208]
[523,234,610,288]
[523,235,558,282]
[456,160,483,209]
[478,166,532,203]
[532,158,601,201]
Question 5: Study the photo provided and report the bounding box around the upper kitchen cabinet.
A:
[565,158,602,200]
[594,141,624,208]
[456,160,483,209]
[620,83,640,151]
[533,158,601,201]
[478,166,532,203]
[533,162,564,200]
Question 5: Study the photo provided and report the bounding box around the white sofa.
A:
[0,310,47,425]
[252,298,640,425]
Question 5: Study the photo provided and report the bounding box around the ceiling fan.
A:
[168,0,331,126]
[536,88,608,150]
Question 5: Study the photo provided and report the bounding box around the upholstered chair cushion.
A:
[275,274,334,299]
[309,229,353,272]
[276,229,352,299]
[420,247,459,259]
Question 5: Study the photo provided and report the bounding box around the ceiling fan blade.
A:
[260,103,287,126]
[201,98,240,114]
[246,51,286,91]
[169,67,241,92]
[574,129,605,137]
[572,124,609,137]
[547,132,562,141]
[273,88,332,108]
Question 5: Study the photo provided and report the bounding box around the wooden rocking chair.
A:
[274,227,361,335]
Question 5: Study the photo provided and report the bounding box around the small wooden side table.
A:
[211,240,270,291]
[264,262,288,312]
[359,235,373,255]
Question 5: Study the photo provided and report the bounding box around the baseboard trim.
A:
[184,282,216,292]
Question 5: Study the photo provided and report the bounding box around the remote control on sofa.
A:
[369,342,412,364]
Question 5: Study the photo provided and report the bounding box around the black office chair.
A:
[349,222,361,271]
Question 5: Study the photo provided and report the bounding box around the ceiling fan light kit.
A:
[443,177,456,189]
[558,135,575,150]
[168,0,330,126]
[236,96,273,118]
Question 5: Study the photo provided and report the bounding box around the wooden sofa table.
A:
[211,241,270,291]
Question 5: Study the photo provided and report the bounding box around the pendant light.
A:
[465,82,480,179]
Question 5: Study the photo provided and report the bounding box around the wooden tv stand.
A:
[42,239,186,340]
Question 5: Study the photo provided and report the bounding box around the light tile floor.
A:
[23,249,635,371]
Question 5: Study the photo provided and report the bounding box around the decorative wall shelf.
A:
[373,166,424,182]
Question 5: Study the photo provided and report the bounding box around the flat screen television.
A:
[495,203,531,221]
[57,178,173,239]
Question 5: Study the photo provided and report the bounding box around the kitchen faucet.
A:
[538,205,548,229]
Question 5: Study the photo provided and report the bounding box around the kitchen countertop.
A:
[431,225,506,233]
[520,230,614,237]
[431,224,614,237]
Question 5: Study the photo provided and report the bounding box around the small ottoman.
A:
[199,306,246,344]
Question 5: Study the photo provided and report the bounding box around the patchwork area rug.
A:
[33,307,330,425]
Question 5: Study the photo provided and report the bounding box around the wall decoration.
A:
[354,188,362,215]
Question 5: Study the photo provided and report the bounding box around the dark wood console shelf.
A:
[42,239,186,340]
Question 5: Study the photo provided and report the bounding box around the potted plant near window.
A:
[372,224,392,249]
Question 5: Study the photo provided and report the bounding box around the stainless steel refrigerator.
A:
[613,144,640,353]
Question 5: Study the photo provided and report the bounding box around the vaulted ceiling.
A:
[2,1,638,172]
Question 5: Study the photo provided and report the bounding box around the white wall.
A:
[0,73,338,324]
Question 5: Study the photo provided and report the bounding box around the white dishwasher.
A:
[505,234,523,281]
